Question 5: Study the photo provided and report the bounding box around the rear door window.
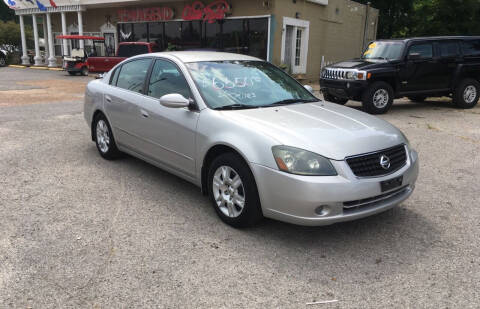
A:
[462,40,480,56]
[439,41,460,58]
[116,58,152,94]
[408,43,433,59]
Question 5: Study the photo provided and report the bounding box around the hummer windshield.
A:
[362,41,405,61]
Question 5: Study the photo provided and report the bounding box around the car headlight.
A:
[272,146,337,176]
[346,71,355,80]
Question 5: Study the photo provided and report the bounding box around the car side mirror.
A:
[408,53,422,61]
[304,85,314,94]
[159,93,191,109]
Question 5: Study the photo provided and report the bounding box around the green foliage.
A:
[356,0,480,38]
[0,0,16,22]
[0,20,33,48]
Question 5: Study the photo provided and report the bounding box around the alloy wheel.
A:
[463,85,477,104]
[96,120,110,153]
[212,166,246,218]
[373,89,389,108]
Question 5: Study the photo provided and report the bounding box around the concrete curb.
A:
[8,65,27,69]
[8,65,64,71]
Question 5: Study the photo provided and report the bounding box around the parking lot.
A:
[0,67,479,308]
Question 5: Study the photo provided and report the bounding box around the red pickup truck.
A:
[87,42,160,73]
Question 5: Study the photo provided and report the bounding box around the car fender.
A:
[195,109,281,184]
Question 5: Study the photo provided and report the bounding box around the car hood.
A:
[220,102,406,160]
[329,59,391,70]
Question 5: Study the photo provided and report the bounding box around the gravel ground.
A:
[0,67,479,308]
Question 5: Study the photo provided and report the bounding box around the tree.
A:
[355,0,480,38]
[0,20,33,49]
[0,0,16,22]
[410,0,480,36]
[355,0,415,39]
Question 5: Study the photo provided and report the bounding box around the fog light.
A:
[315,205,330,217]
[346,82,351,88]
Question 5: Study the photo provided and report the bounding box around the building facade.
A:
[7,0,378,81]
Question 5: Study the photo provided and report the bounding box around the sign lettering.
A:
[182,0,231,23]
[117,7,175,22]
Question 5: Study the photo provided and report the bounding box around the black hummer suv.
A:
[320,36,480,114]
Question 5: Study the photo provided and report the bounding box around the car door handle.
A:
[105,95,112,103]
[140,109,149,118]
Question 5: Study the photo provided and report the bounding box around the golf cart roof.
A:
[56,35,105,41]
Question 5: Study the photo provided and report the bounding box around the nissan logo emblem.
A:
[380,155,391,170]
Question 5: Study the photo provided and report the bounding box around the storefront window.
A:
[203,21,222,51]
[117,17,269,59]
[248,18,268,60]
[221,19,248,55]
[118,24,133,42]
[164,21,182,50]
[181,21,202,50]
[132,23,148,42]
[149,23,165,50]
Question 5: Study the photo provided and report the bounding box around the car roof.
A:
[150,51,262,63]
[375,36,480,43]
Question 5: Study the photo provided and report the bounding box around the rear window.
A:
[117,44,150,58]
[439,41,460,57]
[462,40,480,56]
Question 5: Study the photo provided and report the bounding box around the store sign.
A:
[117,7,175,22]
[182,1,231,23]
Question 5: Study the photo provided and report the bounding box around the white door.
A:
[282,17,310,74]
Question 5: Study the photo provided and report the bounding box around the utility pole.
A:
[363,2,371,51]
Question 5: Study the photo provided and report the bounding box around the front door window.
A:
[147,59,192,99]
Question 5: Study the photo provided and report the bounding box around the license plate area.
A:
[380,176,403,192]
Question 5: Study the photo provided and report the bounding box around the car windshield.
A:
[362,41,405,60]
[185,61,318,110]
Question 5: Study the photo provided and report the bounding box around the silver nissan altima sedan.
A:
[84,52,419,227]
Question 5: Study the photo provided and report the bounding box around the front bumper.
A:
[320,78,367,100]
[251,147,419,226]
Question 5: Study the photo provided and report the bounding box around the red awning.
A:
[56,35,105,41]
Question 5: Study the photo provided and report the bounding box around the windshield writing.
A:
[186,61,317,109]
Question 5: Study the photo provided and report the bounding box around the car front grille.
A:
[322,68,348,80]
[346,145,407,177]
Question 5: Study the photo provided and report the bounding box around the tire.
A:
[207,153,263,228]
[453,78,480,109]
[68,71,77,76]
[323,92,349,105]
[93,114,121,160]
[361,81,394,114]
[0,57,6,67]
[408,96,427,102]
[81,66,89,76]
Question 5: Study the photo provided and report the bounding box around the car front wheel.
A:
[207,153,263,228]
[362,81,394,114]
[454,78,480,109]
[93,114,121,160]
[0,57,6,67]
